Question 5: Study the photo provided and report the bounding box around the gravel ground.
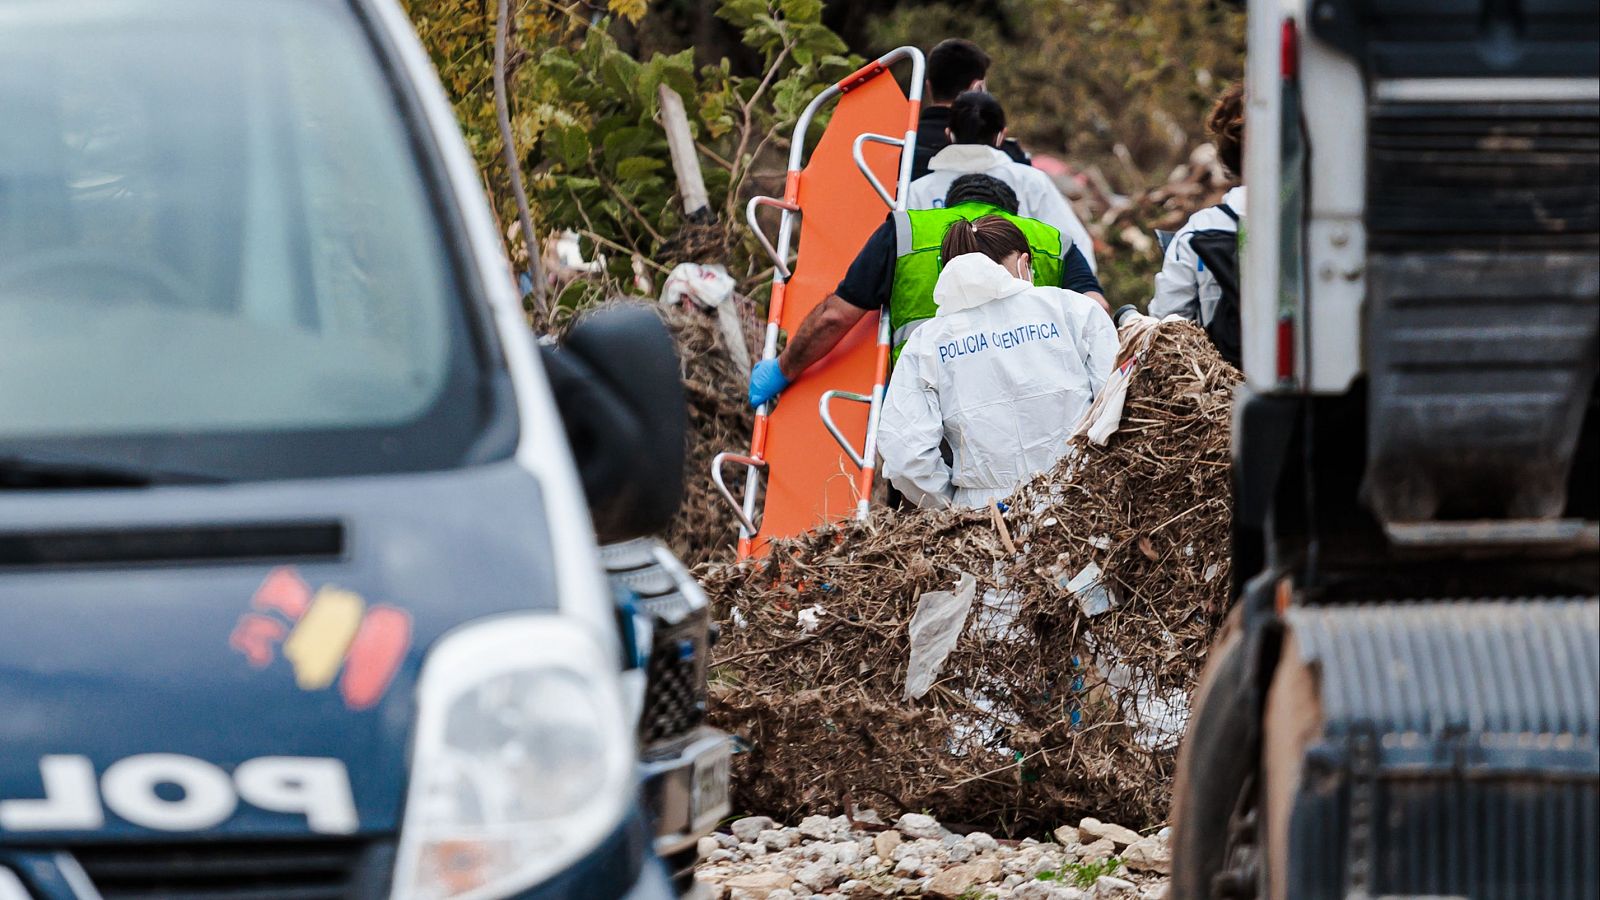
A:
[695,812,1171,900]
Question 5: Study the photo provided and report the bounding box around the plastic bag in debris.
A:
[661,262,735,310]
[796,604,824,633]
[946,588,1028,756]
[659,262,749,372]
[1071,312,1184,446]
[1089,640,1190,751]
[903,571,977,701]
[1063,561,1115,616]
[549,229,605,275]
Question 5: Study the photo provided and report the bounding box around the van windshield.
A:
[0,0,503,483]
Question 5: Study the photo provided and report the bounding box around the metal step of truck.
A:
[1267,598,1600,900]
[1384,519,1600,553]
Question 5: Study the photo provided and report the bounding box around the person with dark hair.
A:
[911,39,1030,180]
[1150,83,1246,366]
[746,174,1108,409]
[876,215,1117,508]
[946,172,1019,214]
[908,92,1097,273]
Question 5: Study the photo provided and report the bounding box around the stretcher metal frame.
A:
[711,46,924,557]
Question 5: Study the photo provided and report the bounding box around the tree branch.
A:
[724,36,794,220]
[602,179,668,245]
[494,0,549,317]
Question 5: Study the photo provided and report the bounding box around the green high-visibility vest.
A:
[888,202,1066,363]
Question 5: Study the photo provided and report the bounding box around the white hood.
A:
[927,144,1013,174]
[934,253,1033,315]
[879,274,1120,510]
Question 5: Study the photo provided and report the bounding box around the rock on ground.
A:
[695,812,1170,900]
[1122,835,1172,875]
[1078,817,1145,849]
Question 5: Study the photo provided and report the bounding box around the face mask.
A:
[1012,258,1029,281]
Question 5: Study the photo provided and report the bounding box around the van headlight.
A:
[392,616,633,899]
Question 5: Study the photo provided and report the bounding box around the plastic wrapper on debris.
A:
[659,262,750,373]
[903,571,977,701]
[1073,311,1183,446]
[702,318,1240,832]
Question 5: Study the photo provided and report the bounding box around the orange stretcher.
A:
[712,47,925,558]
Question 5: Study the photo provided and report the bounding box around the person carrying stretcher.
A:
[748,174,1107,408]
[907,91,1097,273]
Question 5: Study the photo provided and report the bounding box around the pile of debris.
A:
[655,301,758,567]
[703,319,1239,831]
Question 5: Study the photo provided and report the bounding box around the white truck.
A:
[1168,0,1599,896]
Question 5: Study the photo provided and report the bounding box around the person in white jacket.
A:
[1149,84,1246,365]
[879,215,1118,509]
[906,91,1097,273]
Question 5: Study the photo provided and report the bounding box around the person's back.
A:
[911,39,1029,180]
[887,197,1070,360]
[880,217,1117,509]
[1149,85,1246,365]
[908,92,1097,273]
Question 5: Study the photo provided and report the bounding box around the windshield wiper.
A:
[0,455,224,489]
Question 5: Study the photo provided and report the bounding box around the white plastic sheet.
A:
[1070,312,1184,445]
[902,572,977,701]
[1063,562,1115,616]
[1089,640,1190,751]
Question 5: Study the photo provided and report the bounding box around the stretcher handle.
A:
[745,196,798,281]
[819,390,872,470]
[851,133,905,210]
[711,451,766,536]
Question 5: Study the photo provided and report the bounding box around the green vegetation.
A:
[403,0,858,317]
[1036,855,1125,888]
[402,0,1244,319]
[869,0,1243,187]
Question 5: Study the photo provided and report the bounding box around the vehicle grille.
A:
[602,539,712,747]
[71,838,387,900]
[1282,600,1600,900]
[640,608,711,746]
[1367,99,1600,252]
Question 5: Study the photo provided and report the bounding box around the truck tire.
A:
[1170,615,1261,900]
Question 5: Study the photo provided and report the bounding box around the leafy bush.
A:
[406,0,859,315]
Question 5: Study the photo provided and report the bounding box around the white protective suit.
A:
[1149,185,1246,324]
[906,144,1098,273]
[879,253,1119,509]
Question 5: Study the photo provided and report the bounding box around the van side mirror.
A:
[540,306,687,544]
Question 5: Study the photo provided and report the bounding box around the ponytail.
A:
[941,218,982,260]
[940,214,1030,266]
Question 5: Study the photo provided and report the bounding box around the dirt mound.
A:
[702,319,1239,832]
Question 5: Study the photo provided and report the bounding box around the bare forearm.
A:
[777,296,865,379]
[1086,291,1111,317]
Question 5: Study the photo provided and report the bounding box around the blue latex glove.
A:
[748,358,791,408]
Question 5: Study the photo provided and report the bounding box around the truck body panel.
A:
[1176,0,1599,894]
